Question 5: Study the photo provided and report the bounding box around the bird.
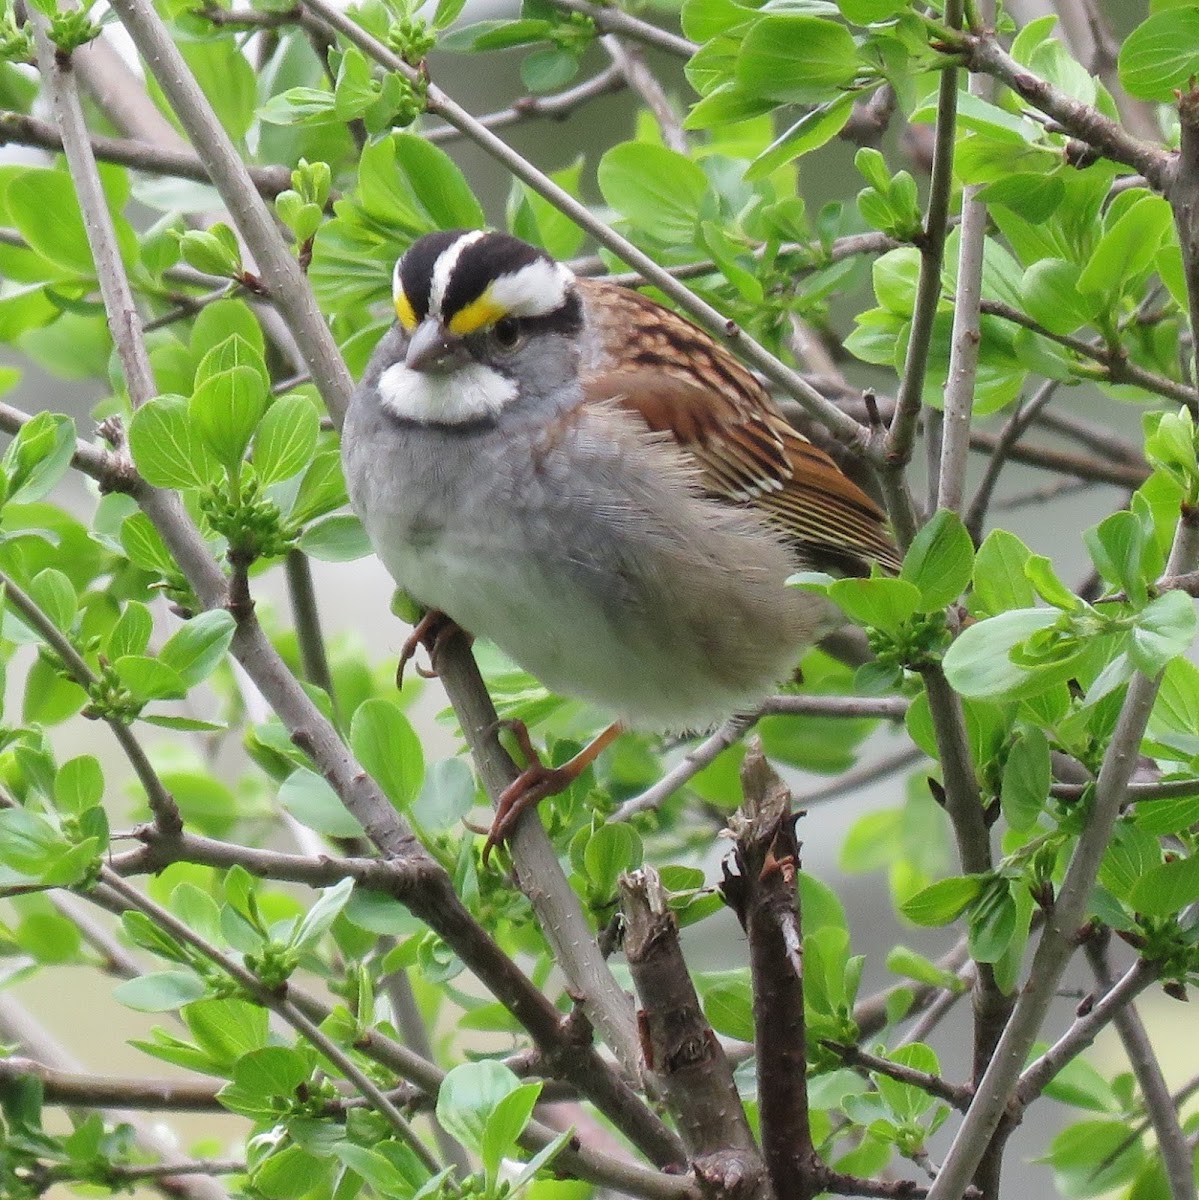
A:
[342,229,899,853]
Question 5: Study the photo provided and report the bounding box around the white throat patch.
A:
[377,359,517,425]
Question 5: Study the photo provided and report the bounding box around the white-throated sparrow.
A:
[343,230,898,843]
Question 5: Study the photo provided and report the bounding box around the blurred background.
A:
[1,0,1186,1195]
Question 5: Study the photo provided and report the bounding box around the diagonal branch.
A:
[926,512,1199,1200]
[298,0,871,454]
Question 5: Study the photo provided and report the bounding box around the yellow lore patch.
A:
[395,290,418,330]
[447,290,507,335]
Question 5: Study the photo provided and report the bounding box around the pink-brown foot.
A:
[482,719,623,864]
[395,610,471,690]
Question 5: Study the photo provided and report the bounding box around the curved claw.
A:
[480,719,625,866]
[395,611,471,690]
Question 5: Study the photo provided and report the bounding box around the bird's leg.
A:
[484,719,624,864]
[395,610,471,689]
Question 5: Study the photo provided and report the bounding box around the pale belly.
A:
[367,517,790,732]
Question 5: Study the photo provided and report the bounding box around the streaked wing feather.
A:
[583,366,900,574]
[576,278,900,573]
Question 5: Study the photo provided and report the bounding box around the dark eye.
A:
[492,316,522,350]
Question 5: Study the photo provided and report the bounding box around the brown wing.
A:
[577,279,901,575]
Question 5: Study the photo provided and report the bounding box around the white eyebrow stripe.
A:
[488,259,575,317]
[392,257,404,302]
[428,230,486,320]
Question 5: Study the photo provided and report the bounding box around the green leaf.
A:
[229,1046,311,1103]
[177,38,256,141]
[412,757,477,834]
[900,874,984,925]
[279,768,365,838]
[1024,555,1081,611]
[734,15,860,105]
[436,1061,521,1157]
[582,823,643,898]
[839,0,910,22]
[702,976,755,1041]
[1151,657,1199,739]
[901,509,975,611]
[178,226,242,277]
[28,567,76,632]
[350,698,424,811]
[1085,510,1147,604]
[291,877,355,953]
[159,610,237,688]
[3,412,76,504]
[1000,726,1050,831]
[1077,195,1173,301]
[1118,8,1199,101]
[0,808,70,876]
[189,365,268,471]
[942,608,1062,699]
[194,332,269,396]
[113,654,187,701]
[108,602,153,660]
[433,0,468,29]
[745,93,855,182]
[6,169,95,276]
[521,47,579,92]
[480,1083,542,1184]
[253,396,321,485]
[1128,853,1199,917]
[54,755,103,814]
[1099,821,1160,902]
[114,971,207,1012]
[23,654,87,725]
[182,996,269,1070]
[828,576,922,635]
[297,513,372,561]
[886,946,967,992]
[1021,259,1098,336]
[1130,589,1196,676]
[191,299,265,362]
[873,1043,940,1121]
[289,451,348,525]
[968,880,1017,963]
[597,142,709,244]
[391,133,485,231]
[128,395,219,490]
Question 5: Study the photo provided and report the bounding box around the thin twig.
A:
[298,0,872,454]
[978,299,1197,407]
[424,64,626,145]
[546,0,697,58]
[1014,957,1159,1106]
[0,567,183,834]
[0,109,293,196]
[927,514,1199,1200]
[1085,941,1195,1200]
[883,0,964,543]
[826,1042,971,1111]
[600,35,687,153]
[965,378,1061,540]
[937,49,992,514]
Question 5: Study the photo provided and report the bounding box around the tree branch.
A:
[962,32,1170,186]
[0,109,294,196]
[621,868,769,1196]
[1085,940,1195,1200]
[722,746,819,1199]
[0,567,182,834]
[926,511,1199,1200]
[546,0,697,58]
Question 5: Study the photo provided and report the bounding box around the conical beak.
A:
[405,319,461,373]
